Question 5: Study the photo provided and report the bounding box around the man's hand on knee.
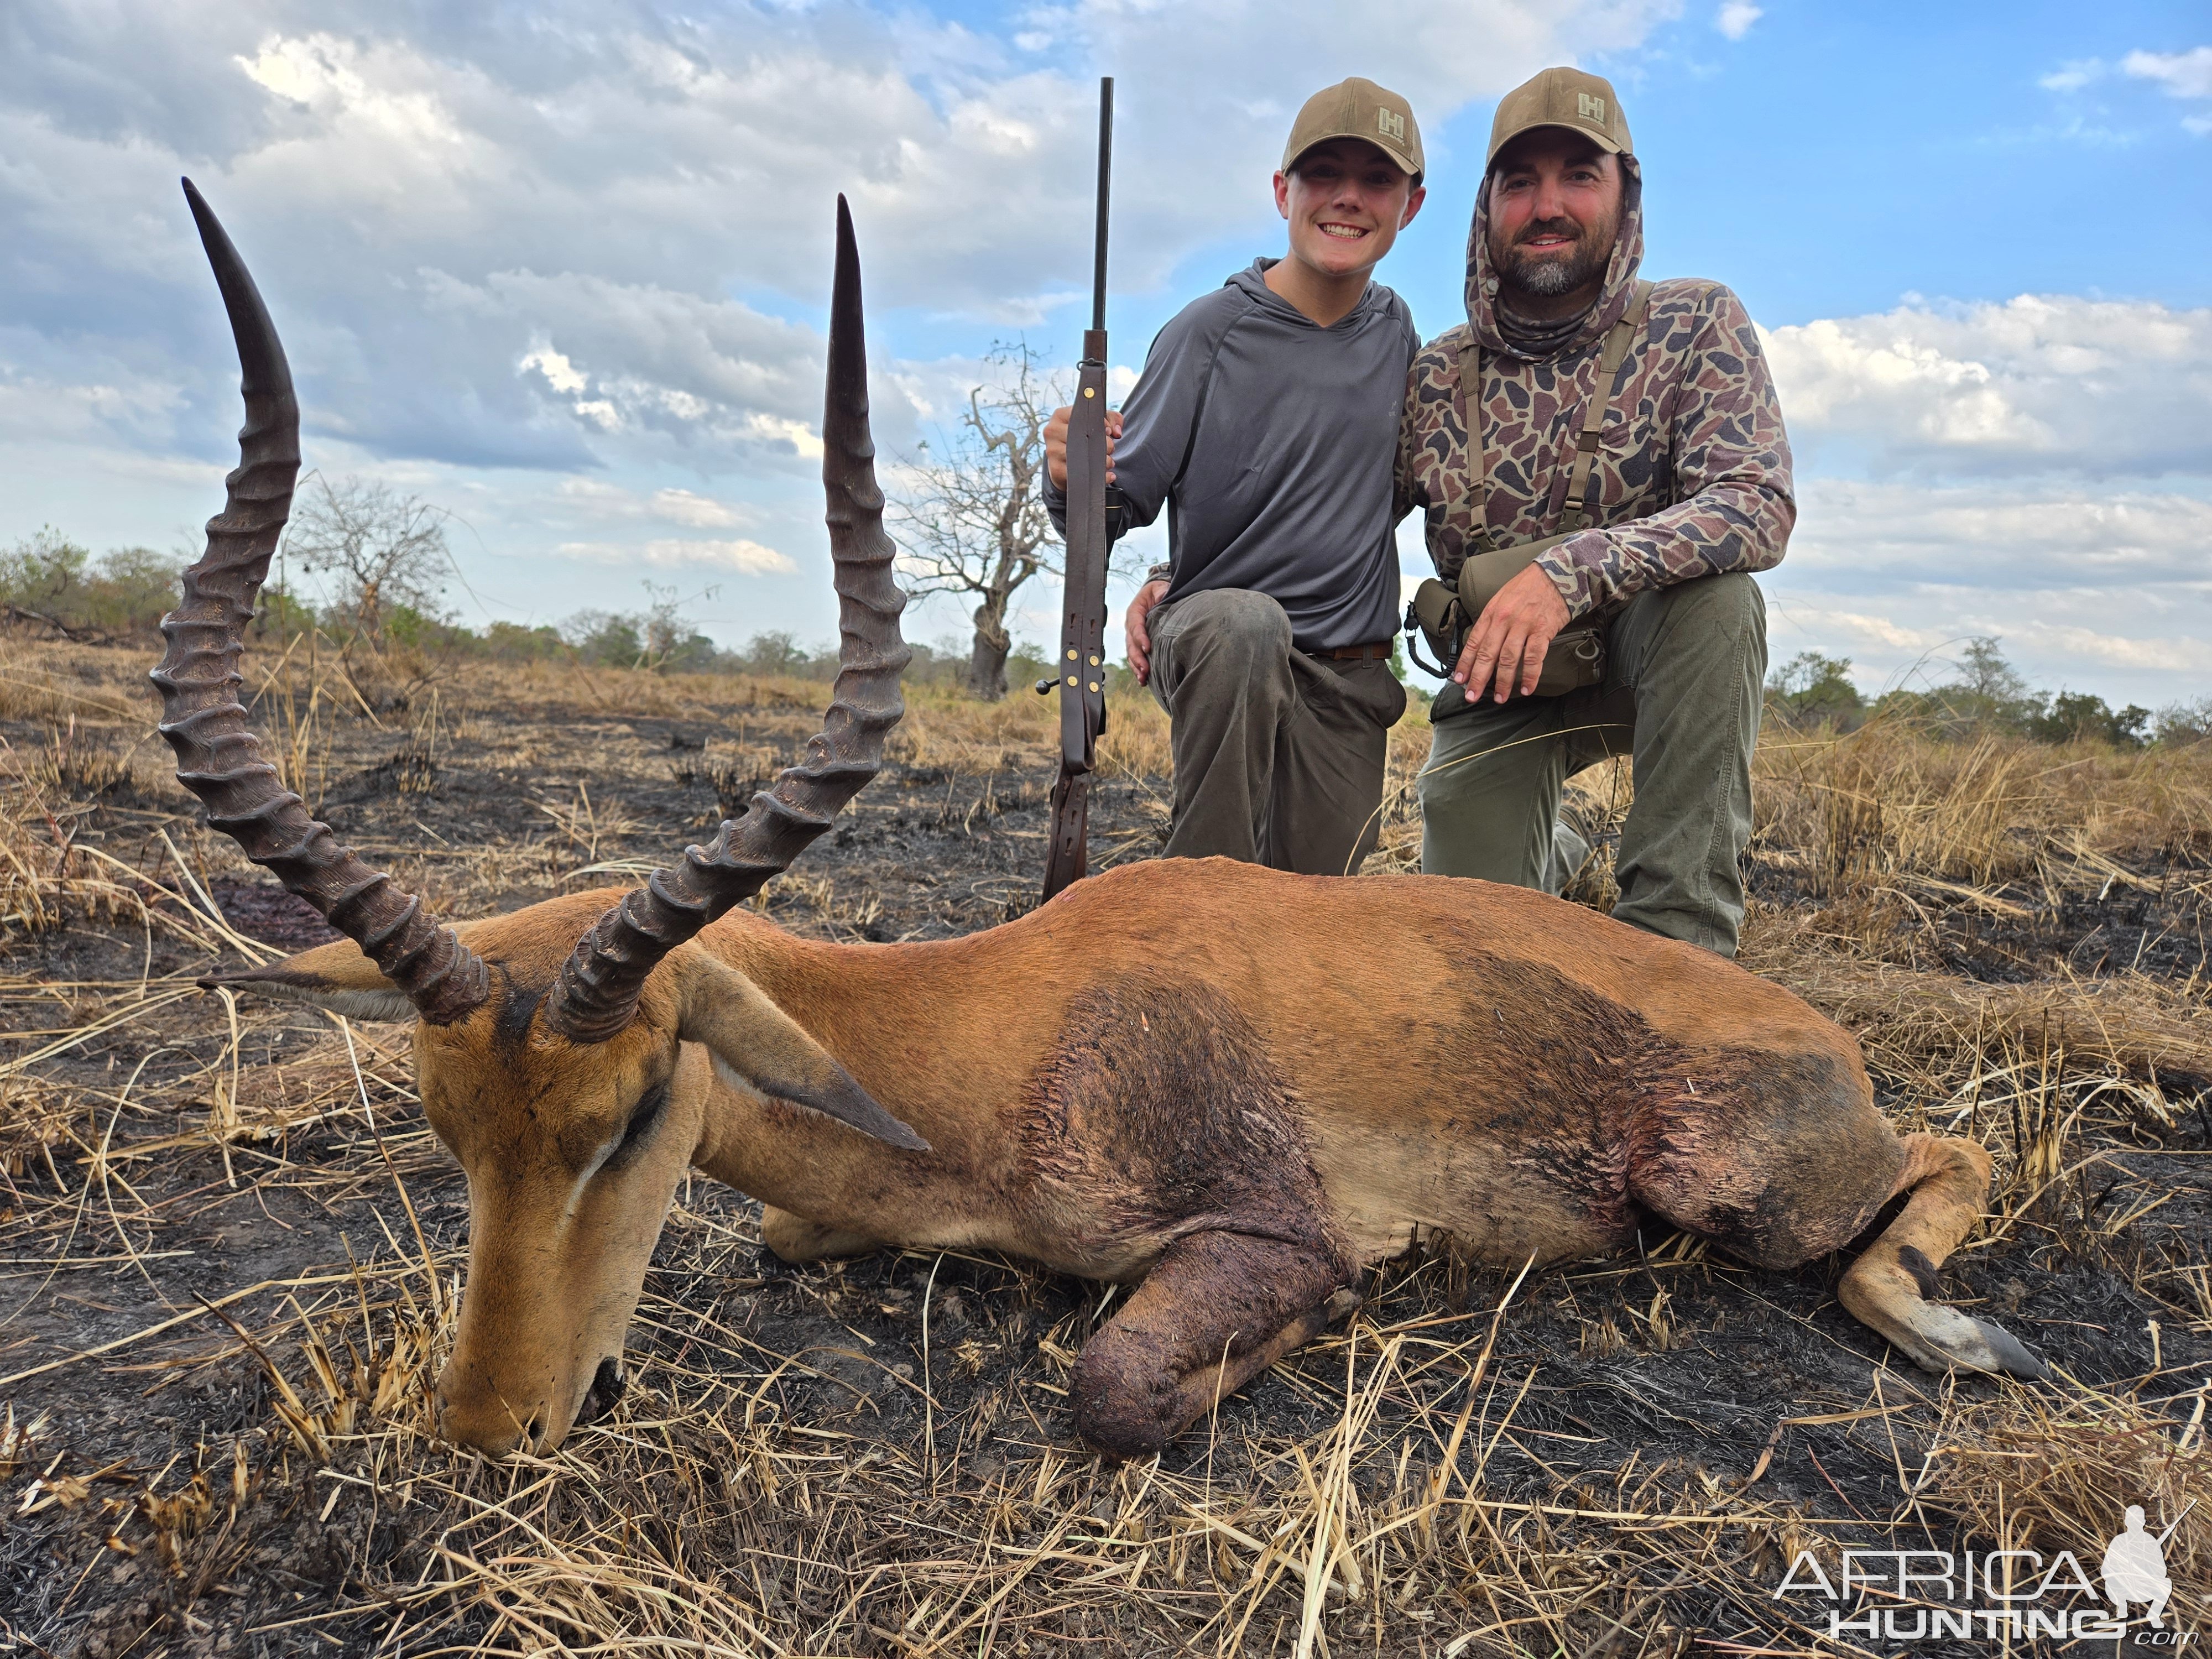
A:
[1044,406,1123,491]
[1455,563,1571,702]
[1125,578,1170,684]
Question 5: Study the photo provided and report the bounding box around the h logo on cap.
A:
[1377,107,1406,143]
[1577,92,1607,122]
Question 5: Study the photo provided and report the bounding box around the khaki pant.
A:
[1418,572,1766,956]
[1150,588,1407,875]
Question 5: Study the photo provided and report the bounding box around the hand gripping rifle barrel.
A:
[1041,75,1114,903]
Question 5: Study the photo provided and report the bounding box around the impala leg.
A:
[1838,1133,2046,1380]
[1068,1230,1352,1459]
[760,1204,881,1263]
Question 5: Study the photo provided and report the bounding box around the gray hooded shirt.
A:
[1048,259,1418,652]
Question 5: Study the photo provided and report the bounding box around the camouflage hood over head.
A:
[1399,152,1794,631]
[1464,155,1647,363]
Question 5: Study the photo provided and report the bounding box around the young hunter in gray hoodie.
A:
[1046,78,1425,877]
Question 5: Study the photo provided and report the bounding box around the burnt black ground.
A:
[3,665,2210,1657]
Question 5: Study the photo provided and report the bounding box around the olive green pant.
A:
[1150,588,1407,875]
[1418,572,1767,956]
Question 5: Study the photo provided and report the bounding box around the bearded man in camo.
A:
[1398,66,1793,957]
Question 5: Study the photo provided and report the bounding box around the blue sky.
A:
[3,0,2208,706]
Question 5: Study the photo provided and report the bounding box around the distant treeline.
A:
[15,529,2199,743]
[0,528,1031,692]
[1767,641,2211,748]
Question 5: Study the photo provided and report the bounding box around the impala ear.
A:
[201,937,420,1022]
[675,953,928,1152]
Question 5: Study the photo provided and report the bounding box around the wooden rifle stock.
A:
[1041,76,1114,903]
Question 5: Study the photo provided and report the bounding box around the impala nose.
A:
[432,1364,540,1458]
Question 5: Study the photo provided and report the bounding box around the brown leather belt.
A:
[1317,640,1394,662]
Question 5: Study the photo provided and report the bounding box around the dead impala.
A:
[156,182,2042,1460]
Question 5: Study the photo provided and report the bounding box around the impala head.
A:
[157,182,917,1457]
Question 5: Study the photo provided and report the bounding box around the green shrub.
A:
[0,528,187,635]
[1768,650,1864,727]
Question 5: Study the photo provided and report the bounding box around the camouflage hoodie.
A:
[1397,157,1794,619]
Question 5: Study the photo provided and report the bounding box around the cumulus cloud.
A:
[0,0,1683,500]
[6,0,2207,704]
[2042,46,2212,137]
[2125,46,2212,132]
[2039,59,2104,94]
[556,538,796,574]
[552,479,756,530]
[2124,46,2212,100]
[1765,477,2212,697]
[1714,3,1762,41]
[1764,295,2212,479]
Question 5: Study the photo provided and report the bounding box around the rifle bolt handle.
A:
[1034,678,1054,696]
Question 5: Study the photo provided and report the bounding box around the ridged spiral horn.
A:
[546,195,910,1043]
[152,179,488,1025]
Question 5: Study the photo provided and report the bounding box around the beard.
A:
[1490,210,1617,300]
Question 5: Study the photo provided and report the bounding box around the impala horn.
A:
[546,195,910,1044]
[153,179,488,1025]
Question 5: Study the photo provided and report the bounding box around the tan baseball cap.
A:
[1488,66,1632,165]
[1282,77,1423,182]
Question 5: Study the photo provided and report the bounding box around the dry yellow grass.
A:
[3,636,2211,1655]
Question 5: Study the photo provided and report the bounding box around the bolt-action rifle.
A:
[1038,76,1114,902]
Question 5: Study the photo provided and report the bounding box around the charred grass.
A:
[1,633,2209,1656]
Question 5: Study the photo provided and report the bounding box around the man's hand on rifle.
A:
[1454,562,1572,702]
[1124,578,1170,685]
[1045,406,1121,490]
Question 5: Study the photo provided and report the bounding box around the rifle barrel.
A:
[1091,77,1113,338]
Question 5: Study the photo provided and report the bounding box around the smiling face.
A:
[1485,127,1624,307]
[1273,138,1424,284]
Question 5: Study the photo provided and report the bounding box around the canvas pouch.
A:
[1408,279,1653,719]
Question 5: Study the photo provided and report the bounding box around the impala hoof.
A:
[1965,1316,2048,1381]
[1896,1302,2049,1383]
[575,1356,627,1425]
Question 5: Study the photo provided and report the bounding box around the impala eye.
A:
[606,1082,670,1169]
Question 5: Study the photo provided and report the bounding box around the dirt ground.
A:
[2,628,2210,1658]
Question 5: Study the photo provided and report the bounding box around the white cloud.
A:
[0,356,187,448]
[0,0,1686,494]
[520,346,587,397]
[1715,2,1762,41]
[552,479,755,530]
[11,0,2202,709]
[1764,295,2212,478]
[2039,59,2104,93]
[2124,46,2212,100]
[556,538,796,574]
[653,489,752,530]
[1764,477,2212,700]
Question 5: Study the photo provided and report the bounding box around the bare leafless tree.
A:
[893,343,1081,700]
[285,476,452,643]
